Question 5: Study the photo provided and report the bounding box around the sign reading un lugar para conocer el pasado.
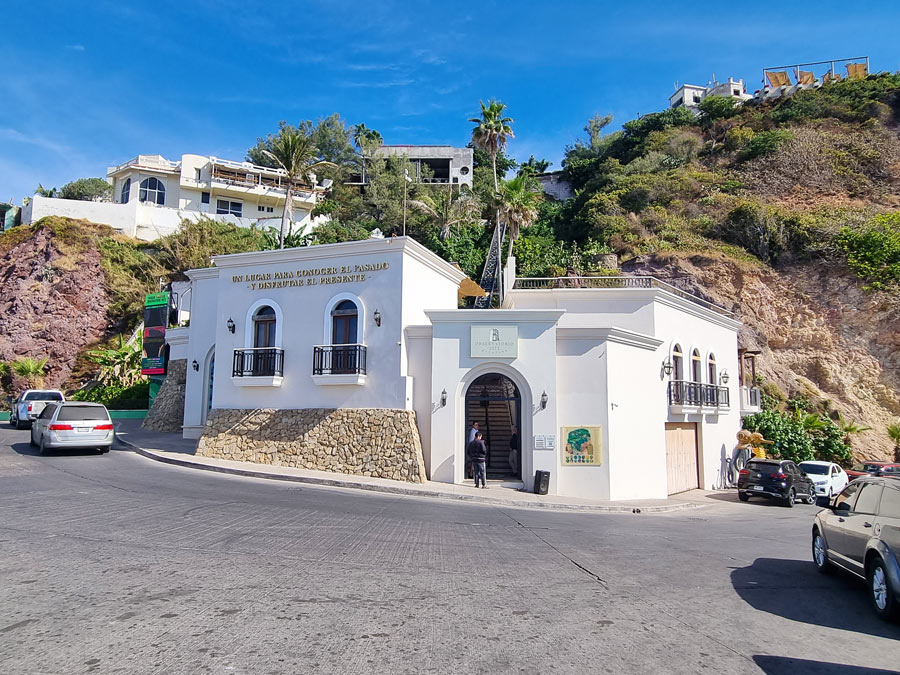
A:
[231,262,390,291]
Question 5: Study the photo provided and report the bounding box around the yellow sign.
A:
[231,262,390,291]
[561,426,603,466]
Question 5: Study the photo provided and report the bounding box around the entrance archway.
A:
[465,373,521,480]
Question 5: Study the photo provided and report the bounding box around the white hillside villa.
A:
[22,154,329,242]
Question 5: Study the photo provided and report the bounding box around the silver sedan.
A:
[29,402,114,454]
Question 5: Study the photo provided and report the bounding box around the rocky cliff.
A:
[0,222,111,389]
[625,253,900,460]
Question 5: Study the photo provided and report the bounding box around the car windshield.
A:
[23,392,63,401]
[851,463,884,472]
[56,406,110,421]
[799,463,828,475]
[881,466,900,475]
[748,462,781,474]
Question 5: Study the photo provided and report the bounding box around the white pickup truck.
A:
[9,390,65,429]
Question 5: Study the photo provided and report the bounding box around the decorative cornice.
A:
[424,309,566,324]
[186,267,220,281]
[557,326,663,351]
[165,327,190,346]
[405,325,433,339]
[651,291,742,331]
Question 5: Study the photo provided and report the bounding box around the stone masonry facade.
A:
[142,359,186,433]
[196,408,428,483]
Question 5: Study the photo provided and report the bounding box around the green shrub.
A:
[835,211,900,289]
[741,130,793,160]
[743,409,814,463]
[809,418,853,465]
[724,126,754,151]
[71,381,149,409]
[698,95,739,122]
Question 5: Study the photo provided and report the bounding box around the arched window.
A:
[672,344,684,381]
[139,177,165,205]
[253,305,276,348]
[691,349,702,382]
[708,353,717,384]
[331,300,358,345]
[120,177,131,203]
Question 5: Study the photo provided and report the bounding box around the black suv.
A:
[738,459,816,507]
[812,476,900,620]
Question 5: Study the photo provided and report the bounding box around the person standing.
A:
[467,431,488,488]
[509,425,519,476]
[468,421,479,444]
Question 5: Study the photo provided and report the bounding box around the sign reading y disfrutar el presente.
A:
[141,291,170,375]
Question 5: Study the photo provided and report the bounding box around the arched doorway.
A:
[465,373,521,480]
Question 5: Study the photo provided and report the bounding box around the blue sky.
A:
[1,1,898,202]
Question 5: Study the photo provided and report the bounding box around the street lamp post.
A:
[402,168,412,236]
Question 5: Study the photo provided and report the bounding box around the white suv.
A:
[9,390,65,429]
[799,461,849,499]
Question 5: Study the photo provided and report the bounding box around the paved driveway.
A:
[0,426,896,674]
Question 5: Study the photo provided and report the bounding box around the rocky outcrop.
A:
[624,252,900,460]
[142,359,186,432]
[0,224,109,388]
[197,408,428,482]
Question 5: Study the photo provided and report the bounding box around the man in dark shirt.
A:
[467,431,488,488]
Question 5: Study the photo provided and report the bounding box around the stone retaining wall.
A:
[197,408,428,483]
[142,359,186,432]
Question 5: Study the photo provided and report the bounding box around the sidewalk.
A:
[113,419,715,514]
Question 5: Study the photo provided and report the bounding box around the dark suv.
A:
[738,459,816,507]
[812,476,900,620]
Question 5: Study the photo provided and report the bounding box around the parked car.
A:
[29,402,114,454]
[873,464,900,476]
[9,390,64,429]
[799,461,849,499]
[812,476,900,620]
[738,459,816,507]
[847,461,893,481]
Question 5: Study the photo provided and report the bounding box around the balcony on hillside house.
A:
[739,350,762,415]
[312,344,367,385]
[208,158,316,201]
[232,347,284,387]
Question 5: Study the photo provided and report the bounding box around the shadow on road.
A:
[754,655,899,674]
[732,558,899,640]
[9,440,116,458]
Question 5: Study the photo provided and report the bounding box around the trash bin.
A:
[533,470,550,495]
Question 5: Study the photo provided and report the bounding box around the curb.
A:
[115,436,702,514]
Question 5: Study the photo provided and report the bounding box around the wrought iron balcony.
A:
[232,348,284,377]
[313,344,367,376]
[668,380,729,408]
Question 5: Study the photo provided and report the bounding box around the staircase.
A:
[465,377,518,478]
[474,221,506,309]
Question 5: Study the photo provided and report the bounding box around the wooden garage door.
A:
[665,422,699,495]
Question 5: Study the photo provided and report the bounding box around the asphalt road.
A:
[0,426,897,675]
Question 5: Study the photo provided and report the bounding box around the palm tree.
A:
[887,422,900,462]
[88,336,143,388]
[408,187,482,240]
[837,412,871,447]
[498,174,542,258]
[262,126,336,248]
[12,357,48,389]
[469,99,515,193]
[352,123,382,152]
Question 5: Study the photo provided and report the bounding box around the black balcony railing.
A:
[668,380,729,408]
[232,348,284,377]
[313,344,367,375]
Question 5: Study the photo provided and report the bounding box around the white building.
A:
[22,154,328,242]
[669,78,752,111]
[348,145,474,188]
[165,237,761,501]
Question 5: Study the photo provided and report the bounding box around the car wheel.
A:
[783,488,795,508]
[868,557,899,620]
[38,435,48,457]
[738,492,750,502]
[15,417,25,430]
[9,415,16,428]
[804,485,816,504]
[812,529,832,574]
[29,429,37,447]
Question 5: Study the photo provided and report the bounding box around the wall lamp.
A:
[662,359,673,377]
[440,389,447,407]
[720,369,730,385]
[226,317,235,334]
[540,391,548,410]
[374,309,382,327]
[192,359,199,371]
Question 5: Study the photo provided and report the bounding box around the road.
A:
[0,426,897,675]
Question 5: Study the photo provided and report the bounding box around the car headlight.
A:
[815,480,828,485]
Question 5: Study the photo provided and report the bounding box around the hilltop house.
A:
[22,154,329,242]
[669,77,752,111]
[348,145,474,188]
